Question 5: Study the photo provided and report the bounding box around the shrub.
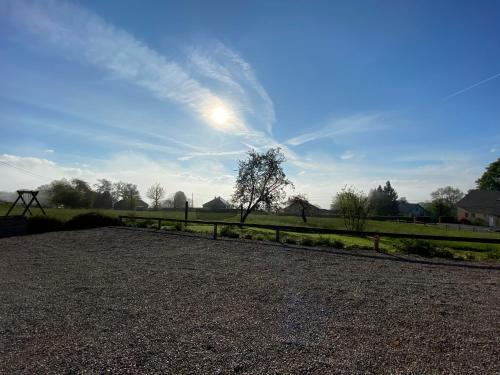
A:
[314,237,331,247]
[220,225,240,238]
[173,222,184,231]
[332,186,369,231]
[471,218,486,227]
[284,237,298,245]
[134,219,155,228]
[255,235,265,241]
[27,216,64,234]
[300,237,314,246]
[331,239,345,249]
[64,212,122,230]
[485,249,500,260]
[396,239,454,259]
[243,233,253,240]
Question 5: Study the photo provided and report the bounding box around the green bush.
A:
[284,237,298,245]
[485,249,500,260]
[300,237,314,246]
[133,219,155,228]
[331,239,345,249]
[314,237,331,247]
[471,218,486,227]
[173,222,184,231]
[64,212,122,230]
[27,216,64,234]
[396,239,454,259]
[220,225,240,238]
[243,233,253,240]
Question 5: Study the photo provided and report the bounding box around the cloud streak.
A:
[285,113,386,146]
[4,0,271,134]
[444,72,500,100]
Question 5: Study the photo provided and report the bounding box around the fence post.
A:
[213,224,217,240]
[157,218,161,230]
[373,234,380,252]
[276,229,280,243]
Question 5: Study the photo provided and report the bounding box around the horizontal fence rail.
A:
[118,215,500,247]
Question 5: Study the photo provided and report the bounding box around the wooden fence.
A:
[118,215,500,249]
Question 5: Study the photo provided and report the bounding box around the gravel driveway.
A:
[1,227,499,374]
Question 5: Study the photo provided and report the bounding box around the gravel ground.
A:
[1,227,499,374]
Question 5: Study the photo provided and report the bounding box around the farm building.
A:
[283,200,323,216]
[397,201,429,217]
[456,189,500,227]
[202,196,231,210]
[114,198,149,210]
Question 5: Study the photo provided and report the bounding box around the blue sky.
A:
[0,0,499,207]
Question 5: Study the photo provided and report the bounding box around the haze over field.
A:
[1,0,499,207]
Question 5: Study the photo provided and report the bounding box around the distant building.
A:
[456,190,500,227]
[114,198,149,211]
[283,201,323,216]
[202,196,232,210]
[397,201,429,217]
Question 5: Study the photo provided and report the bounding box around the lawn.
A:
[2,202,500,260]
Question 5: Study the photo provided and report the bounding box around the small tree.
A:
[232,148,293,223]
[287,194,311,223]
[173,191,188,209]
[476,158,500,191]
[147,183,165,210]
[116,183,140,210]
[332,186,369,231]
[93,179,114,209]
[430,186,464,219]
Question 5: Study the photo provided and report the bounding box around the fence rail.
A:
[118,215,500,248]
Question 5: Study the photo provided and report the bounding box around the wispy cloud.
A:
[188,41,276,134]
[3,0,268,134]
[285,113,386,146]
[444,72,500,100]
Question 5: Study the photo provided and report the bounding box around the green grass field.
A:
[2,202,499,261]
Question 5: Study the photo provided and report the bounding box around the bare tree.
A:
[232,148,293,223]
[287,194,311,223]
[162,197,174,208]
[147,183,165,210]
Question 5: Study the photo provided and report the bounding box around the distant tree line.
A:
[25,153,499,231]
[37,179,143,210]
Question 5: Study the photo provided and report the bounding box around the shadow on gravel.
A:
[110,226,500,271]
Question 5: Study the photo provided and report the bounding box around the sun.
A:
[211,106,229,126]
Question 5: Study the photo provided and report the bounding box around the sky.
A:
[0,0,499,208]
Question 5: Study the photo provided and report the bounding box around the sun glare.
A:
[211,106,229,126]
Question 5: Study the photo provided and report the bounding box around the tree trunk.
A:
[301,207,307,223]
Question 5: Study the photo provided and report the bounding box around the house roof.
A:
[456,190,500,216]
[284,200,321,212]
[115,198,149,208]
[203,196,231,208]
[397,201,428,215]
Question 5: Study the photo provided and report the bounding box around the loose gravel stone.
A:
[0,227,499,374]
